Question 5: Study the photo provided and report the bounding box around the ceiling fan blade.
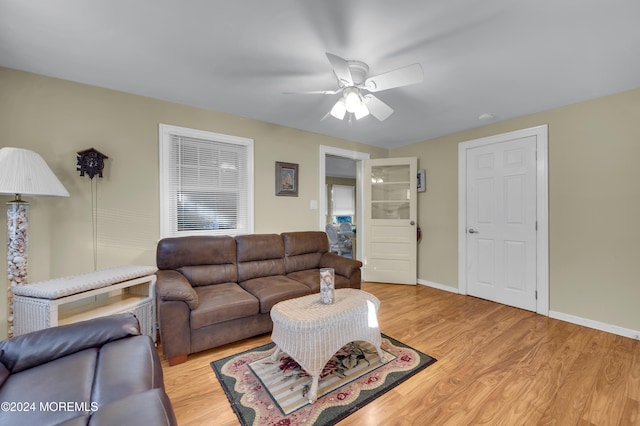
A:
[326,52,353,86]
[320,110,333,122]
[283,89,342,95]
[364,94,394,121]
[364,63,423,92]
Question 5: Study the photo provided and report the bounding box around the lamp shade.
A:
[330,99,347,120]
[354,102,370,120]
[344,88,361,113]
[0,147,70,197]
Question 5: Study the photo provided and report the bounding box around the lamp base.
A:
[7,199,29,338]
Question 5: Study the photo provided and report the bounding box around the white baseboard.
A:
[549,310,640,341]
[416,279,639,340]
[417,279,459,294]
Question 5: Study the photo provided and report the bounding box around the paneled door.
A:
[465,136,538,311]
[364,157,417,285]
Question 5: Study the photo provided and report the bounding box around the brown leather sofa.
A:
[0,313,177,426]
[156,231,363,365]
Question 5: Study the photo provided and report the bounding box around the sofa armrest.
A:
[156,270,199,310]
[320,253,363,279]
[0,313,140,374]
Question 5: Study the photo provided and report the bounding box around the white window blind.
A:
[331,184,355,216]
[159,124,253,238]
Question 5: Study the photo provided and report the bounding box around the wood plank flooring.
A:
[160,282,640,425]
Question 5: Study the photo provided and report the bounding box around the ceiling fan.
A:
[286,53,423,122]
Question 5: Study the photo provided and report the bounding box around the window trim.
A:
[159,123,254,238]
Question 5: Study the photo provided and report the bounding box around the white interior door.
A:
[364,157,417,285]
[465,136,538,311]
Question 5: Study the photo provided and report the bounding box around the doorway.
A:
[458,125,549,315]
[319,146,369,262]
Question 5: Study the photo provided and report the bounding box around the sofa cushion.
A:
[286,269,322,292]
[236,234,286,282]
[92,335,163,407]
[89,388,176,426]
[284,251,323,274]
[177,264,238,287]
[239,276,311,313]
[0,348,98,426]
[157,235,236,273]
[59,416,91,425]
[191,283,260,329]
[287,269,356,292]
[0,362,8,387]
[282,231,329,272]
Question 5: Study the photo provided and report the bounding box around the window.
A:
[159,124,253,238]
[331,184,355,223]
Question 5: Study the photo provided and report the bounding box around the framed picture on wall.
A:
[275,161,298,196]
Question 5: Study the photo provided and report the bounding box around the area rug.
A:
[211,334,436,425]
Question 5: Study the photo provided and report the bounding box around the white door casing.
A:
[319,146,369,261]
[458,125,549,315]
[364,157,418,285]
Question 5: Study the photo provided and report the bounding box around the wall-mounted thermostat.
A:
[417,169,426,192]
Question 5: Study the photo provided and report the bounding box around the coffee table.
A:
[270,288,387,403]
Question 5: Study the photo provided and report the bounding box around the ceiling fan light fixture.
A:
[354,102,369,120]
[288,53,423,123]
[330,99,347,120]
[344,88,361,113]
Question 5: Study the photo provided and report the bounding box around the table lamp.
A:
[0,147,70,336]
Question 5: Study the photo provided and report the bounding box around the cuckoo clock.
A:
[77,148,108,179]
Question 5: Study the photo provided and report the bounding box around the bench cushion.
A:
[10,266,157,300]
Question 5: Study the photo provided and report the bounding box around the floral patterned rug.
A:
[211,335,436,425]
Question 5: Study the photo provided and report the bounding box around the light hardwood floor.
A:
[160,282,640,425]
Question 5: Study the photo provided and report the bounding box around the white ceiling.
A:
[1,0,639,149]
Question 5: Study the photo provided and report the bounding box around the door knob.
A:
[410,221,415,226]
[468,228,479,234]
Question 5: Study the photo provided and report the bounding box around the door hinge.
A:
[535,221,538,231]
[535,290,538,300]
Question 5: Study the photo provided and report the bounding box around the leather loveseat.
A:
[156,231,363,365]
[0,312,177,426]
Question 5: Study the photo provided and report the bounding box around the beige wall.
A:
[1,66,637,339]
[392,88,640,332]
[0,67,387,339]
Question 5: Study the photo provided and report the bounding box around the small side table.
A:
[12,265,157,341]
[270,288,387,403]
